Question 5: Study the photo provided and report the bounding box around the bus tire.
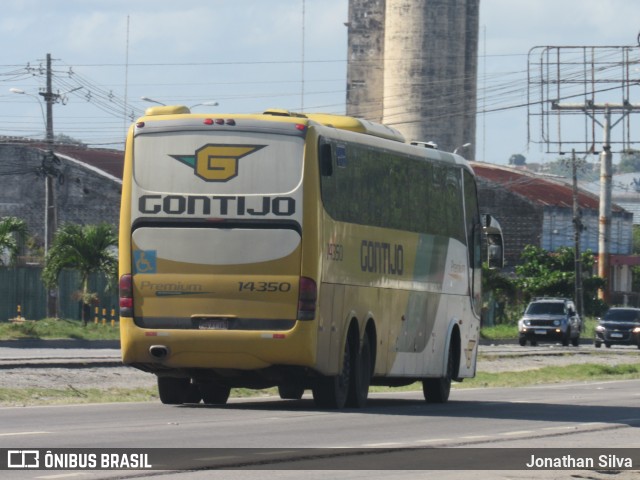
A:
[312,339,351,409]
[347,333,372,408]
[199,382,231,405]
[278,385,305,400]
[157,376,190,405]
[422,338,456,404]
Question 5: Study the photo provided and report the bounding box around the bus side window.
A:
[320,143,333,177]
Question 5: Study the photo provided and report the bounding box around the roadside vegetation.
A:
[1,361,639,407]
[0,317,119,341]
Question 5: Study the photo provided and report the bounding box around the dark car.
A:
[518,297,582,346]
[594,307,640,349]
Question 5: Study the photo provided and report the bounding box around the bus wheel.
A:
[312,340,351,409]
[347,333,372,408]
[422,339,456,404]
[199,382,231,405]
[157,376,190,405]
[278,385,305,400]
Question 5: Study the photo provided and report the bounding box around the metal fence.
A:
[0,266,118,321]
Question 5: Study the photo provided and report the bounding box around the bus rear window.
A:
[133,131,304,195]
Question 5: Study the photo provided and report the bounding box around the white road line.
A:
[0,431,49,437]
[35,474,88,479]
[363,442,403,447]
[499,430,534,436]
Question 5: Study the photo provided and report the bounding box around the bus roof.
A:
[140,106,406,143]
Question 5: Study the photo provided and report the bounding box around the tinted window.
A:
[319,137,466,242]
[527,302,565,315]
[604,309,640,322]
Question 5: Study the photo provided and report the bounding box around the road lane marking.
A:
[415,438,453,444]
[499,430,534,436]
[35,474,88,479]
[0,431,50,437]
[363,442,403,447]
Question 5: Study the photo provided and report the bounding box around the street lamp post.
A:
[453,143,472,155]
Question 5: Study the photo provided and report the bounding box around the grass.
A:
[459,362,640,389]
[0,387,157,407]
[2,363,639,407]
[0,318,120,341]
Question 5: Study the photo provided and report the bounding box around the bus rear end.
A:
[119,109,317,402]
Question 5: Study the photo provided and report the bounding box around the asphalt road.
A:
[1,377,639,479]
[0,340,639,479]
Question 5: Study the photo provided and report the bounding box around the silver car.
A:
[518,297,581,347]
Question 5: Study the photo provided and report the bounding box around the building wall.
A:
[476,176,543,267]
[0,144,121,255]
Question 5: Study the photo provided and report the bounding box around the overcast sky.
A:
[1,0,640,164]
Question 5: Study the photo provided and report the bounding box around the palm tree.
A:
[42,223,118,324]
[0,217,28,266]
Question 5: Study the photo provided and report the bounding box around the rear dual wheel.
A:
[312,333,372,409]
[199,382,231,405]
[157,377,202,405]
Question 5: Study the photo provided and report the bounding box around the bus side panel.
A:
[315,283,346,375]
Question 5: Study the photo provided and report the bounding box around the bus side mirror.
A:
[482,214,504,269]
[488,243,502,269]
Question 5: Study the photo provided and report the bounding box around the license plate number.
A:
[199,318,228,330]
[535,330,547,335]
[610,333,623,338]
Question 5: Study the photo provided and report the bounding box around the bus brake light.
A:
[119,274,134,317]
[297,277,317,320]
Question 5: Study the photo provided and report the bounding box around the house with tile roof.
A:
[0,138,124,263]
[472,161,638,303]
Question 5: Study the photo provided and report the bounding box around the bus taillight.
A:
[297,277,317,320]
[119,274,134,317]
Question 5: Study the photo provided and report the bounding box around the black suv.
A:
[518,297,581,346]
[594,307,640,349]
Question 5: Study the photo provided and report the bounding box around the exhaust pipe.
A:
[149,345,169,359]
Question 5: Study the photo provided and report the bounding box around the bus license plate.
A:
[199,318,228,330]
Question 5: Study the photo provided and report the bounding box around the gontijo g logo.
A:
[170,144,266,182]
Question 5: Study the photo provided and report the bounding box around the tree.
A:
[617,149,640,174]
[42,223,118,324]
[514,245,605,316]
[0,217,28,266]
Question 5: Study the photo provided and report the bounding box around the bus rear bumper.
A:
[119,317,316,371]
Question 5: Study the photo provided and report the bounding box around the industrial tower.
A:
[346,0,480,158]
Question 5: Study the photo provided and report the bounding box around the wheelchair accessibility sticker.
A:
[134,250,157,274]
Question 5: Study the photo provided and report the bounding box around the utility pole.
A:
[598,108,612,303]
[39,53,59,318]
[571,149,584,318]
[552,101,640,302]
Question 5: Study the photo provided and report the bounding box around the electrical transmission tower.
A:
[527,45,640,302]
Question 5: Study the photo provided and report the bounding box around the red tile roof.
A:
[470,161,625,212]
[52,145,124,180]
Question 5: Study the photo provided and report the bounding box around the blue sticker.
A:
[336,144,348,167]
[134,250,157,274]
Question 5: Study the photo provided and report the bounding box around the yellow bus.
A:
[119,106,502,408]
